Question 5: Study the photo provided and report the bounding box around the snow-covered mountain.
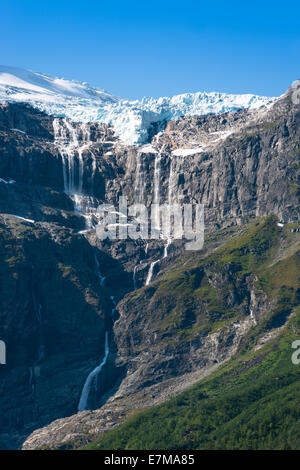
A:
[0,65,277,144]
[0,65,118,102]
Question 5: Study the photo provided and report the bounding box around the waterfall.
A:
[94,253,106,287]
[53,118,100,229]
[90,149,97,195]
[134,151,145,204]
[78,331,109,412]
[78,251,113,412]
[53,118,78,194]
[53,120,90,195]
[78,123,92,194]
[145,150,167,285]
[168,154,184,205]
[168,156,174,205]
[110,296,116,318]
[163,153,184,258]
[153,152,161,205]
[152,151,162,233]
[145,259,160,286]
[163,237,172,258]
[133,265,138,290]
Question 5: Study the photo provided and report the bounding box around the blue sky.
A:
[1,0,299,99]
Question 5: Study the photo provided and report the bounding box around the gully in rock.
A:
[78,251,114,412]
[78,331,110,412]
[145,150,175,285]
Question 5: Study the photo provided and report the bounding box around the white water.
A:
[163,153,185,258]
[163,238,172,258]
[53,118,94,196]
[134,151,145,204]
[9,214,35,224]
[78,331,109,412]
[163,155,177,258]
[145,259,160,286]
[145,148,174,285]
[0,177,15,184]
[53,118,100,229]
[78,252,111,412]
[153,152,161,205]
[133,265,138,290]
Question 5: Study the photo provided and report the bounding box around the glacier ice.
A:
[0,65,277,145]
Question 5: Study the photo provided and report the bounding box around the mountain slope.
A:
[0,66,276,144]
[83,303,300,450]
[0,65,118,102]
[0,76,298,450]
[22,217,300,449]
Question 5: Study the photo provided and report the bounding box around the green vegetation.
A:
[81,217,300,450]
[126,217,299,344]
[262,121,278,130]
[83,307,300,450]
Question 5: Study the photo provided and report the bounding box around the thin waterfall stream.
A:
[78,254,113,412]
[78,332,109,412]
[53,118,115,412]
[53,118,98,228]
[145,150,174,285]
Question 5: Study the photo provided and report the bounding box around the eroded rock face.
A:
[0,85,299,449]
[1,91,299,228]
[21,218,300,450]
[0,216,116,448]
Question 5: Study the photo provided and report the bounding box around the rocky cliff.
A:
[0,83,298,449]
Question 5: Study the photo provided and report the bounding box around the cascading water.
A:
[133,265,138,290]
[134,150,146,204]
[168,156,174,206]
[145,259,160,286]
[153,152,161,205]
[78,252,112,412]
[53,119,115,412]
[145,148,178,284]
[163,155,175,258]
[133,150,150,287]
[145,151,163,284]
[94,253,106,287]
[164,153,184,257]
[53,118,98,227]
[78,331,109,412]
[163,238,172,258]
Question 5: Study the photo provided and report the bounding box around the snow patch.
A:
[0,65,278,145]
[138,144,158,154]
[172,147,204,157]
[0,177,15,184]
[9,214,35,223]
[11,128,26,134]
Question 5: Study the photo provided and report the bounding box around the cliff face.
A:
[0,86,299,449]
[21,218,300,450]
[1,88,299,227]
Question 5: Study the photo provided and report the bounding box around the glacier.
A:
[0,65,277,145]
